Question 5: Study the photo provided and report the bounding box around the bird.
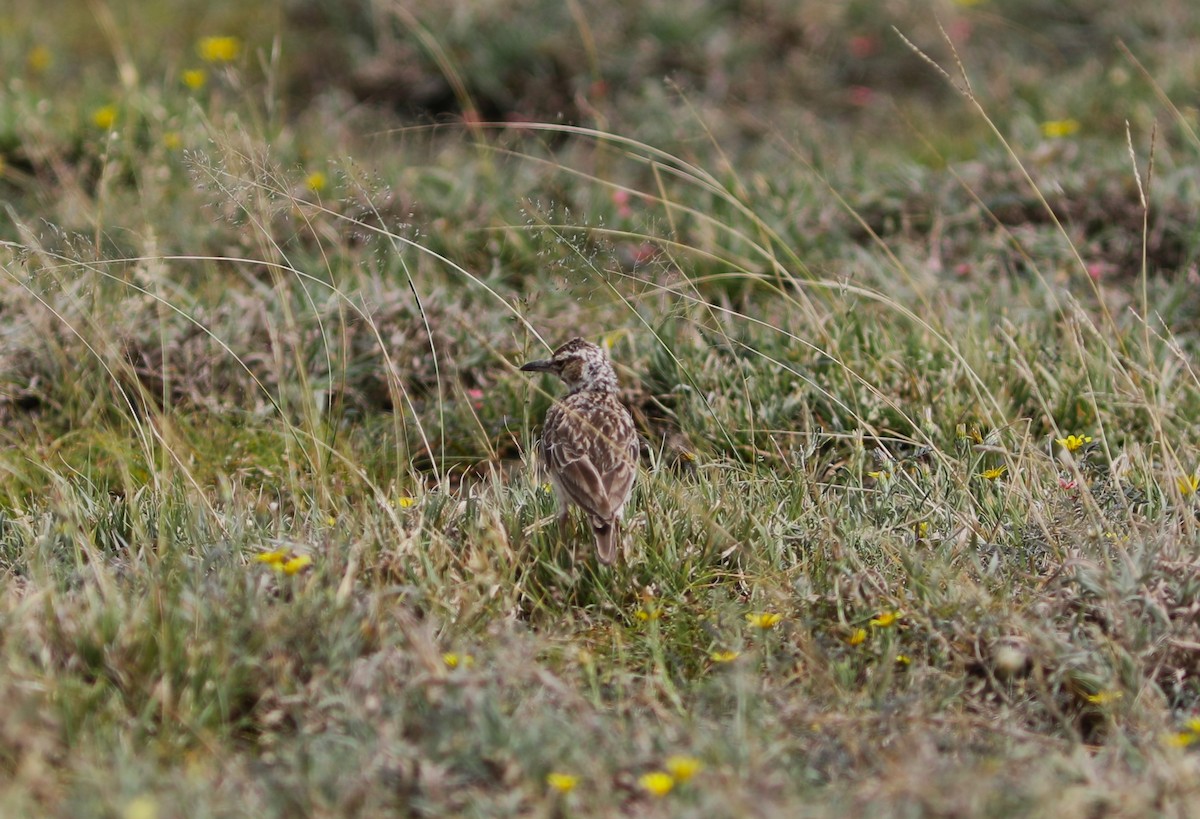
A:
[520,337,638,564]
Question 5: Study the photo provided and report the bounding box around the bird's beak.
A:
[520,358,556,373]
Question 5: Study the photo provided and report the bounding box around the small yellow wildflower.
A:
[709,649,740,663]
[27,45,52,73]
[1166,721,1200,748]
[442,652,475,669]
[1056,434,1093,453]
[895,654,912,666]
[91,105,118,130]
[664,755,703,783]
[305,171,327,194]
[281,555,312,575]
[601,329,628,350]
[1167,731,1197,748]
[1041,119,1081,139]
[182,69,207,90]
[1176,475,1199,496]
[541,482,553,494]
[746,612,783,629]
[979,465,1007,480]
[254,548,289,566]
[122,795,159,819]
[634,606,663,622]
[866,469,889,480]
[869,611,901,628]
[198,36,241,63]
[638,771,675,797]
[163,131,182,150]
[546,772,578,793]
[1084,690,1123,705]
[396,495,416,508]
[845,628,867,646]
[915,521,929,539]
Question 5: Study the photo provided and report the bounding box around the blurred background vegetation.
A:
[3,0,1200,458]
[5,0,1200,275]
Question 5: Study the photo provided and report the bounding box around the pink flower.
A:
[848,35,880,59]
[848,86,875,107]
[947,19,973,43]
[632,243,657,264]
[612,189,633,218]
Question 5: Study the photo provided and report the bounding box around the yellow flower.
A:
[254,548,289,566]
[869,611,901,628]
[1084,690,1123,705]
[664,755,703,783]
[895,654,911,666]
[1185,717,1200,734]
[601,329,628,350]
[182,69,207,90]
[967,425,984,444]
[253,550,310,575]
[198,36,241,63]
[442,652,474,669]
[1166,731,1198,748]
[541,482,553,494]
[27,45,52,73]
[709,650,740,663]
[1041,119,1081,139]
[1056,434,1093,453]
[546,772,578,793]
[845,628,867,646]
[746,612,783,629]
[305,171,327,193]
[638,771,675,797]
[979,465,1007,480]
[122,795,159,819]
[281,555,312,575]
[163,131,182,150]
[91,105,118,130]
[915,521,929,538]
[396,495,416,508]
[866,469,889,479]
[1176,475,1199,496]
[634,606,663,622]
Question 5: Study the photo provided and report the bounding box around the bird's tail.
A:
[592,518,620,565]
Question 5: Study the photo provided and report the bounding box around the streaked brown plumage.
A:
[521,338,638,564]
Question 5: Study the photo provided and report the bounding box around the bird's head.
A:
[520,337,618,393]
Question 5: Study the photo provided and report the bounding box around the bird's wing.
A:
[548,446,610,518]
[544,399,637,521]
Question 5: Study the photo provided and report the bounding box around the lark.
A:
[521,338,638,564]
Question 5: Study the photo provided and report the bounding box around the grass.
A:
[3,0,1200,816]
